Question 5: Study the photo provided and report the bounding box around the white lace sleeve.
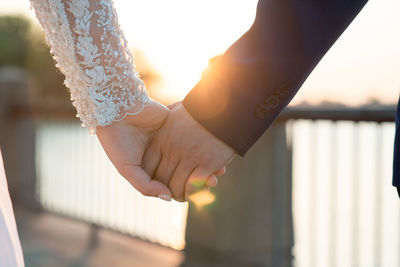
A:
[29,0,150,133]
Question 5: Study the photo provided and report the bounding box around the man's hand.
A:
[142,103,236,202]
[96,99,172,201]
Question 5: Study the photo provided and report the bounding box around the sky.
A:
[1,0,400,105]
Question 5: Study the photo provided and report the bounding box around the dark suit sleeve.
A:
[182,0,368,156]
[393,96,400,187]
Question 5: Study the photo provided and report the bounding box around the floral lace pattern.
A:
[30,0,149,133]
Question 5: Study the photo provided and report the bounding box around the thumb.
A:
[167,101,182,110]
[120,165,172,201]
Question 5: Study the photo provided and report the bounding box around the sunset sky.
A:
[2,0,400,105]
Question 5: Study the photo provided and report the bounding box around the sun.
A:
[114,0,258,103]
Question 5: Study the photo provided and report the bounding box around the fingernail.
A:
[158,194,172,201]
[207,176,218,187]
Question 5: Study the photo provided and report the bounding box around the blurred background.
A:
[0,0,399,266]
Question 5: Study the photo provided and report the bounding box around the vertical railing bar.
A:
[78,125,85,219]
[309,121,318,267]
[64,122,71,214]
[133,185,140,236]
[396,193,400,266]
[84,126,92,222]
[373,123,383,266]
[116,173,122,230]
[124,180,131,234]
[92,137,99,222]
[120,172,128,233]
[104,149,111,227]
[34,121,42,207]
[100,146,108,225]
[132,191,138,237]
[76,123,84,218]
[351,123,360,267]
[328,122,338,267]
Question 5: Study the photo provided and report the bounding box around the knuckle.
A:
[172,190,183,201]
[183,152,198,164]
[140,187,152,197]
[117,165,131,180]
[174,197,186,203]
[170,184,184,200]
[199,153,214,165]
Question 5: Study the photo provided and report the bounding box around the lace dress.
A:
[0,1,149,265]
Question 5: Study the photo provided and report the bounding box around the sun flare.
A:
[188,190,216,208]
[114,0,259,102]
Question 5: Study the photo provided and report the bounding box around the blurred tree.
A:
[0,15,160,108]
[0,15,71,106]
[26,24,71,106]
[0,15,30,67]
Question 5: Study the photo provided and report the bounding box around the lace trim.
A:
[30,0,149,133]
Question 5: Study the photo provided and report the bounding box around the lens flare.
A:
[188,190,216,208]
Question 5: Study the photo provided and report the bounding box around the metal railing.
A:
[31,106,400,266]
[35,121,188,250]
[285,107,399,267]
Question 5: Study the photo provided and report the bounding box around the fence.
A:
[35,121,188,250]
[29,106,400,266]
[289,119,399,267]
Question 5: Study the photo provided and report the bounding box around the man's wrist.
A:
[180,102,236,155]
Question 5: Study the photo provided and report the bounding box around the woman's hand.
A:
[96,99,173,201]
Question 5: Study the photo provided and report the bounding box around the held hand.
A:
[143,103,235,202]
[96,99,172,201]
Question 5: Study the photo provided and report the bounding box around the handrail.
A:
[6,105,397,122]
[7,105,76,120]
[279,106,396,122]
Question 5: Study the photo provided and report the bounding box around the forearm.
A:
[30,0,149,133]
[183,0,368,155]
